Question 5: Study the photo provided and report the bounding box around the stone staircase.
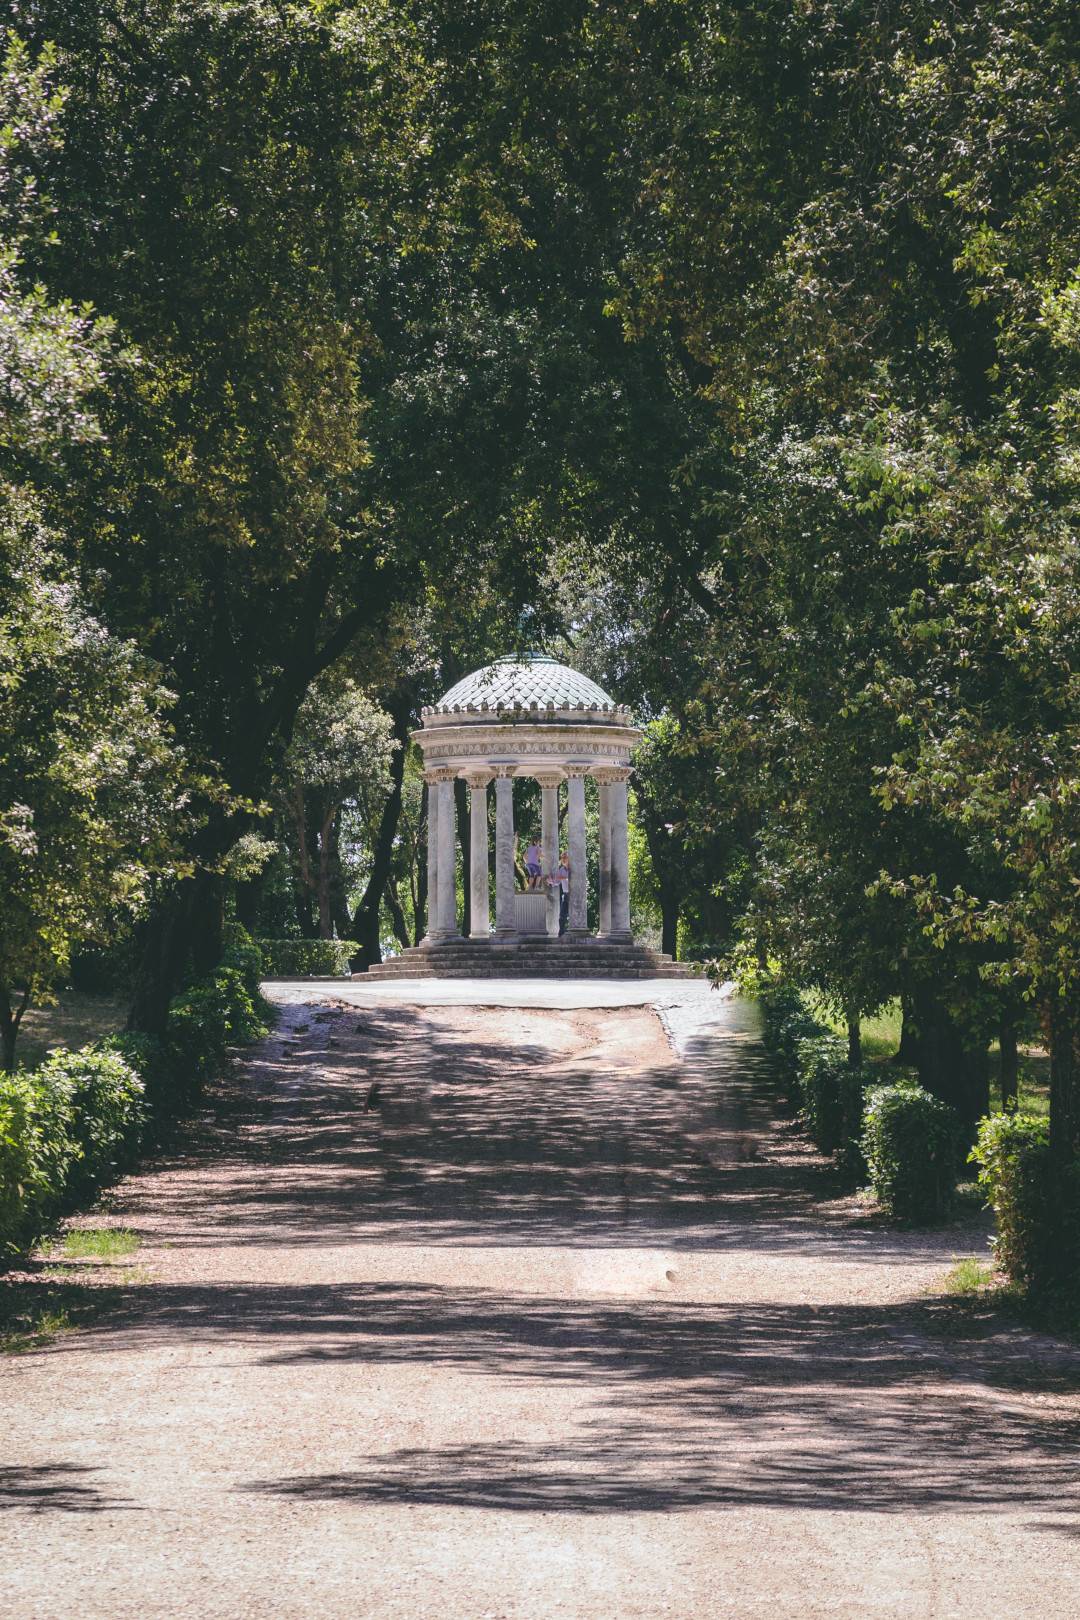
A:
[358,937,697,981]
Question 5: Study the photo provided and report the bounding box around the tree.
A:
[0,497,180,1068]
[277,675,396,941]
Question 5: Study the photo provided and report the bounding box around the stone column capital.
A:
[532,768,566,790]
[427,765,458,784]
[489,763,517,780]
[564,762,592,779]
[464,769,494,790]
[592,765,631,786]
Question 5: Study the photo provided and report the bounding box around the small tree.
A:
[0,499,181,1068]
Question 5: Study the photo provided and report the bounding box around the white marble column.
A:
[423,769,441,944]
[565,767,589,938]
[597,781,612,936]
[608,768,632,939]
[595,767,631,939]
[536,770,563,939]
[434,768,458,939]
[465,771,492,938]
[492,767,516,937]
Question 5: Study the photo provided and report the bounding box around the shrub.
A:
[0,1074,59,1249]
[799,1036,872,1176]
[98,1031,174,1112]
[221,922,265,997]
[257,937,358,977]
[971,1114,1080,1297]
[758,984,827,1102]
[861,1081,963,1222]
[34,1046,144,1196]
[166,965,272,1087]
[0,1046,142,1252]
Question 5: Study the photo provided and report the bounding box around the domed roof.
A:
[436,654,616,714]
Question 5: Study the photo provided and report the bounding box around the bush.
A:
[758,984,827,1102]
[97,1031,174,1112]
[166,965,272,1087]
[862,1081,964,1222]
[0,1046,143,1252]
[257,937,358,977]
[221,921,265,996]
[34,1046,144,1196]
[799,1035,872,1176]
[971,1114,1080,1297]
[0,1074,63,1249]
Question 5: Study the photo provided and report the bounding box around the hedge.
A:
[758,984,828,1104]
[0,1045,142,1252]
[862,1081,964,1222]
[1,942,274,1255]
[798,1035,873,1177]
[971,1113,1080,1299]
[257,937,358,977]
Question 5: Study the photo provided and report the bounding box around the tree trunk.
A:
[0,984,28,1073]
[846,1009,862,1068]
[234,871,263,933]
[385,880,411,951]
[316,805,336,939]
[326,813,352,939]
[894,994,920,1065]
[660,886,679,960]
[1049,998,1080,1161]
[911,987,989,1140]
[351,705,410,968]
[128,884,193,1035]
[999,1019,1019,1114]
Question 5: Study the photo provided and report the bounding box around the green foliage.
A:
[972,1114,1080,1300]
[258,938,358,977]
[220,923,266,998]
[166,966,271,1087]
[757,984,827,1103]
[0,1045,141,1251]
[33,1046,143,1196]
[798,1037,871,1177]
[97,1032,172,1111]
[862,1083,964,1223]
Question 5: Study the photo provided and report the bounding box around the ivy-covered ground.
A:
[2,987,1079,1618]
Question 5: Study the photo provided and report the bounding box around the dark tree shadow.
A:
[0,1465,140,1514]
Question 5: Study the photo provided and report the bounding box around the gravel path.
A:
[3,984,1080,1618]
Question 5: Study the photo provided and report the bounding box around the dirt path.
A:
[3,989,1080,1618]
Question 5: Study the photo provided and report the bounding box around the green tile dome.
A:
[437,654,617,713]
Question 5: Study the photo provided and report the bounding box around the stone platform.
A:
[358,937,695,981]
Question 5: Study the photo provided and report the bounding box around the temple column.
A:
[423,769,441,943]
[597,781,612,936]
[565,767,589,938]
[492,767,517,937]
[466,771,492,938]
[535,769,563,939]
[434,767,458,939]
[595,767,631,940]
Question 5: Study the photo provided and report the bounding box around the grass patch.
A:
[58,1227,140,1261]
[945,1256,996,1296]
[14,989,129,1071]
[803,994,903,1060]
[0,1306,73,1354]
